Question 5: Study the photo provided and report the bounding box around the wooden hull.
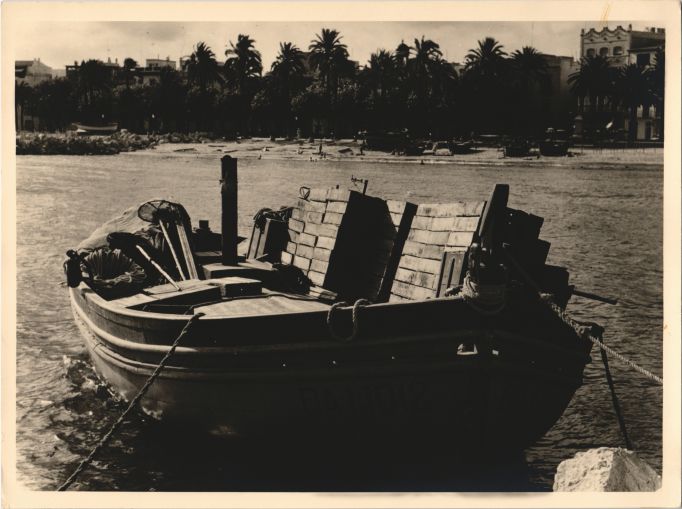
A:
[74,123,118,135]
[70,284,591,452]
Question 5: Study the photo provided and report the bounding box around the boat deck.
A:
[110,277,331,317]
[194,292,330,317]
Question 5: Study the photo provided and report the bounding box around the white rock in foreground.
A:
[553,447,661,492]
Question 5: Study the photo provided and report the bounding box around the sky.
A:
[14,20,648,71]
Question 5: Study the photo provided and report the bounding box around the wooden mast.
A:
[221,156,239,265]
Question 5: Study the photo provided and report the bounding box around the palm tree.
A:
[618,63,652,144]
[464,37,507,77]
[365,49,396,101]
[224,34,263,95]
[510,46,549,134]
[568,55,612,117]
[409,36,443,95]
[270,42,305,136]
[123,57,138,89]
[183,42,221,92]
[309,28,352,102]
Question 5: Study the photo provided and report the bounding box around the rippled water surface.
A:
[15,150,663,491]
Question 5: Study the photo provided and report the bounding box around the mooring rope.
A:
[57,312,205,491]
[546,298,663,385]
[597,329,634,450]
[326,299,370,342]
[501,249,663,386]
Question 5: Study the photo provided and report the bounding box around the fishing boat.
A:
[74,122,119,135]
[503,138,531,158]
[65,156,595,453]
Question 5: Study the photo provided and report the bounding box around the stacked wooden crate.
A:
[280,188,415,302]
[501,207,571,307]
[389,201,485,302]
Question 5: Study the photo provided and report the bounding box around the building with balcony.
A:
[577,25,664,140]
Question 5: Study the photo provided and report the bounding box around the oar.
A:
[158,219,187,280]
[137,201,187,281]
[134,244,181,291]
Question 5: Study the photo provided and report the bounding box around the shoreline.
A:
[142,138,665,169]
[16,133,664,169]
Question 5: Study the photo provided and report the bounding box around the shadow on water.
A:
[71,419,536,492]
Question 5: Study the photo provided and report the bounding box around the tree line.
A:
[15,29,665,142]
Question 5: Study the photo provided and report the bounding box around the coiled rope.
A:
[326,299,370,342]
[457,272,507,315]
[57,312,205,491]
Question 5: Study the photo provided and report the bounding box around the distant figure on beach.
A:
[318,144,323,155]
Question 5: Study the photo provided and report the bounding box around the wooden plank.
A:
[399,255,442,275]
[327,188,352,202]
[295,244,314,259]
[391,281,435,300]
[326,201,347,214]
[304,222,338,238]
[288,230,298,243]
[286,241,297,255]
[464,201,486,216]
[293,256,311,271]
[452,216,481,232]
[315,236,336,250]
[411,216,457,232]
[312,247,332,262]
[308,270,325,286]
[386,200,407,214]
[289,218,304,233]
[323,212,344,225]
[416,202,466,217]
[446,231,475,248]
[395,268,437,289]
[300,199,326,213]
[297,232,317,247]
[303,211,324,224]
[436,250,467,297]
[407,229,450,246]
[308,188,329,202]
[401,240,444,260]
[280,251,293,265]
[174,221,199,279]
[310,259,329,274]
[291,207,304,221]
[390,212,405,225]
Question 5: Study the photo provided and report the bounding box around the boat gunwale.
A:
[80,313,586,386]
[72,288,591,363]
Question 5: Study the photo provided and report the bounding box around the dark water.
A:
[15,151,663,491]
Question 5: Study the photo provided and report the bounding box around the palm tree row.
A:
[15,30,664,142]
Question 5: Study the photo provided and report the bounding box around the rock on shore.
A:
[553,447,661,491]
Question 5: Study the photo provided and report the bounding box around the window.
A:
[636,53,651,66]
[642,106,650,118]
[599,47,609,56]
[586,48,595,57]
[613,46,623,56]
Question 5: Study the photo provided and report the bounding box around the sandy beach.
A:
[151,137,664,169]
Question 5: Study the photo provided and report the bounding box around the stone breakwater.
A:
[15,131,222,156]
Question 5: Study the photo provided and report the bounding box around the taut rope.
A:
[58,313,205,491]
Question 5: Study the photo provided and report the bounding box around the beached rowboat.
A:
[66,157,594,452]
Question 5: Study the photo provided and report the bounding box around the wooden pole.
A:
[221,156,238,265]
